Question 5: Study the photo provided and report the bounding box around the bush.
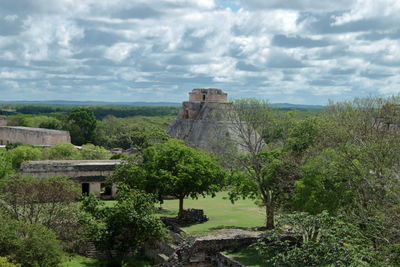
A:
[38,118,62,130]
[0,257,20,267]
[42,143,80,160]
[80,144,110,160]
[80,189,167,255]
[8,145,42,169]
[0,150,13,179]
[255,211,376,266]
[0,175,82,251]
[0,216,63,267]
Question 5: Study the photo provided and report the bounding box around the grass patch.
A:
[102,191,265,235]
[158,192,265,235]
[224,247,270,267]
[61,254,152,267]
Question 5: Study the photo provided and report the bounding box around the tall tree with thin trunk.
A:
[224,98,278,229]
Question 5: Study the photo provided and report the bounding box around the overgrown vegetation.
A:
[1,96,400,265]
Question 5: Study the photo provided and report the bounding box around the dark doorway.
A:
[202,94,206,101]
[101,183,112,196]
[184,109,189,119]
[82,183,90,195]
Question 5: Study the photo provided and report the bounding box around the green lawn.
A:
[103,191,265,235]
[61,255,152,267]
[224,247,270,267]
[157,192,265,235]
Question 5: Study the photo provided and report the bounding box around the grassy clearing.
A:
[158,191,265,235]
[61,254,152,267]
[224,247,269,267]
[102,191,265,235]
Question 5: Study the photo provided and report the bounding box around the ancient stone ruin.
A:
[0,116,7,126]
[167,88,243,153]
[0,126,71,146]
[20,160,120,198]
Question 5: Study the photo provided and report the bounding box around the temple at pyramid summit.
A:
[167,88,247,153]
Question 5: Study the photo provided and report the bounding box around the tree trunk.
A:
[266,190,275,229]
[178,197,184,217]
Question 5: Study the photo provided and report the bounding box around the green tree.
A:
[66,108,97,145]
[80,189,167,256]
[0,256,20,267]
[42,143,80,160]
[38,118,62,130]
[294,96,400,255]
[112,139,226,216]
[255,211,375,266]
[225,99,293,229]
[0,150,13,179]
[0,175,81,250]
[0,215,63,267]
[95,115,170,150]
[8,145,42,170]
[80,144,110,160]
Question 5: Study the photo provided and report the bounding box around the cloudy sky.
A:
[0,0,399,104]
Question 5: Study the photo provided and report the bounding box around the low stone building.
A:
[0,126,71,146]
[20,160,121,198]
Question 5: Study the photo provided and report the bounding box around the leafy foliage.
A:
[80,189,167,255]
[80,144,111,160]
[94,115,171,150]
[0,215,63,267]
[255,212,375,266]
[66,108,97,145]
[42,143,81,160]
[0,175,82,250]
[112,139,226,215]
[0,150,13,179]
[7,145,42,169]
[0,257,20,267]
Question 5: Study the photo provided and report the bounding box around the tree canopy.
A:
[112,139,226,215]
[66,107,97,145]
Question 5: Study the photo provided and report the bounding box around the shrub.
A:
[255,211,376,266]
[0,257,20,267]
[0,216,63,267]
[8,145,42,169]
[80,144,110,160]
[81,189,167,255]
[43,143,80,160]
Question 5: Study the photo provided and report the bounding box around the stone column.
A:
[89,182,101,197]
[112,183,118,198]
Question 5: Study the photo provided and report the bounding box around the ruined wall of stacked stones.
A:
[0,117,7,126]
[189,88,228,103]
[0,126,70,146]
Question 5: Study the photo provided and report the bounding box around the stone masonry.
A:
[20,160,121,198]
[0,116,7,126]
[0,126,71,146]
[167,88,249,153]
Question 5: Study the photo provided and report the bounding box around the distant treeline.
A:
[0,104,180,119]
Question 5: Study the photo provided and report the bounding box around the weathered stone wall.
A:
[0,116,7,126]
[167,102,248,153]
[213,252,246,267]
[20,160,121,197]
[189,88,228,103]
[168,89,263,154]
[0,126,70,146]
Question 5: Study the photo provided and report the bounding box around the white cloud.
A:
[333,0,400,25]
[0,0,399,104]
[104,42,138,62]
